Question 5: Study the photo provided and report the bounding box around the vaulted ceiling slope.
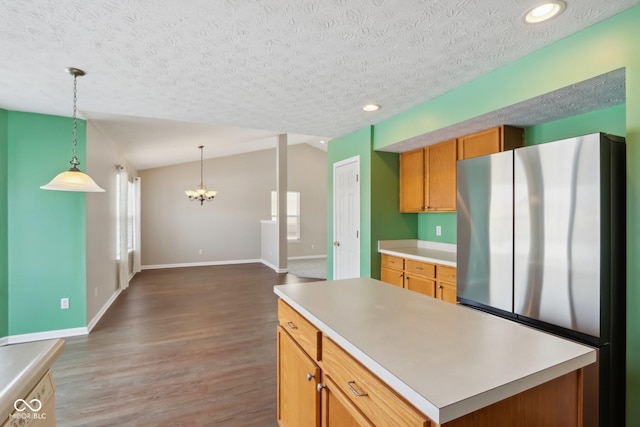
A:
[1,0,638,169]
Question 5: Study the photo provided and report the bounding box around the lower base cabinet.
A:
[320,376,373,427]
[277,299,583,427]
[277,326,320,427]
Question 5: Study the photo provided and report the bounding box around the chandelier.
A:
[41,67,105,192]
[185,145,217,205]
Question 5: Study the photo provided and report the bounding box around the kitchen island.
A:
[275,278,595,426]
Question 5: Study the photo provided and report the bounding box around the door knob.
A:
[333,241,340,247]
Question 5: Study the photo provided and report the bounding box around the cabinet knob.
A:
[398,273,403,277]
[438,285,443,289]
[317,383,326,393]
[306,373,315,381]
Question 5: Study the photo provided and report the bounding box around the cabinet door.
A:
[320,376,373,427]
[278,327,320,427]
[436,281,457,304]
[425,139,457,211]
[400,148,424,212]
[404,274,436,297]
[381,267,404,287]
[458,127,502,160]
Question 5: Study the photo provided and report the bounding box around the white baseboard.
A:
[142,259,261,270]
[288,255,327,260]
[7,327,88,344]
[87,288,123,333]
[261,259,288,273]
[0,336,8,347]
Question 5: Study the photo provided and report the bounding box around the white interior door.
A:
[333,156,360,279]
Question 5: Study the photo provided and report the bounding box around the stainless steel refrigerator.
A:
[456,133,625,427]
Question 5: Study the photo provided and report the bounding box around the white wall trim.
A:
[261,259,288,273]
[288,255,327,260]
[142,259,262,270]
[0,336,8,347]
[87,288,123,333]
[7,327,88,344]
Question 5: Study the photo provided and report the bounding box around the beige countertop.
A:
[378,239,457,266]
[274,278,595,424]
[0,339,65,419]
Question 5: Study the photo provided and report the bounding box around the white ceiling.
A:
[1,0,638,170]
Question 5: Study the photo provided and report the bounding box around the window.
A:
[127,178,136,252]
[271,191,300,241]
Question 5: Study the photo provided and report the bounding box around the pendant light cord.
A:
[69,73,81,170]
[200,145,204,186]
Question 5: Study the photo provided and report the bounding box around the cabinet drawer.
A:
[381,254,404,271]
[405,260,435,278]
[322,336,429,427]
[437,265,457,283]
[278,300,321,361]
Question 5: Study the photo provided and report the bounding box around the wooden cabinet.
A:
[319,376,373,427]
[404,259,436,298]
[425,138,457,211]
[380,254,455,303]
[277,301,321,427]
[380,254,404,287]
[436,265,457,304]
[277,326,320,427]
[457,125,523,160]
[321,336,430,427]
[399,148,425,212]
[400,139,457,212]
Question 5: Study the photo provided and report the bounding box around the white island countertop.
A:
[274,278,595,424]
[378,240,456,266]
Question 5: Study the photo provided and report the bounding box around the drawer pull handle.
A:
[287,321,298,330]
[416,267,423,270]
[347,381,368,397]
[306,373,315,381]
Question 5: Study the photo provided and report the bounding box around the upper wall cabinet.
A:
[399,126,523,213]
[457,125,524,160]
[400,139,457,212]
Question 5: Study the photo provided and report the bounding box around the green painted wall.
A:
[370,146,417,279]
[327,126,417,280]
[7,111,87,335]
[417,212,456,243]
[0,109,8,339]
[526,103,627,145]
[369,6,640,424]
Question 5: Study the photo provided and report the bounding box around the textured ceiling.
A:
[0,0,638,169]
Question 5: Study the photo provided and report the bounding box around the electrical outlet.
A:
[311,244,315,249]
[198,249,203,255]
[61,298,69,310]
[94,287,98,297]
[436,225,442,236]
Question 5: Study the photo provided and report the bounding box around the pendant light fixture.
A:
[185,145,217,205]
[41,67,105,192]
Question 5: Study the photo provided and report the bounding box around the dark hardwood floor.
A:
[53,263,317,427]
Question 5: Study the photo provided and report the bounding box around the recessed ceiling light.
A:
[524,1,566,24]
[362,104,381,112]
